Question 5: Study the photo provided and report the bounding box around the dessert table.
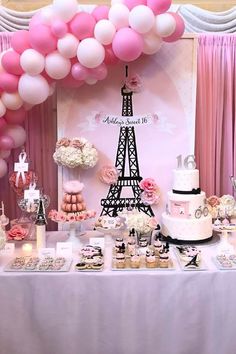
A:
[0,231,236,354]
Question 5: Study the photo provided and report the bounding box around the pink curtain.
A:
[195,34,236,197]
[0,33,58,230]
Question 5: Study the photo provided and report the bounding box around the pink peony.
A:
[207,195,220,208]
[56,138,71,148]
[99,165,119,185]
[8,225,27,240]
[139,178,158,193]
[141,190,160,206]
[71,139,85,149]
[148,217,158,229]
[63,180,84,193]
[125,74,142,93]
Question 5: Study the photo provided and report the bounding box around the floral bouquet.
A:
[125,211,158,235]
[207,195,235,219]
[53,137,98,169]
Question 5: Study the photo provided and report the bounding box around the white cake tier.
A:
[173,169,199,192]
[161,212,212,241]
[167,191,207,219]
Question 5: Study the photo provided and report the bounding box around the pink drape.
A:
[195,34,236,197]
[0,33,58,230]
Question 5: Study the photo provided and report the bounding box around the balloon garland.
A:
[0,0,185,178]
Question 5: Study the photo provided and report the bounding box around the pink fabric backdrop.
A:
[195,34,236,197]
[0,33,57,231]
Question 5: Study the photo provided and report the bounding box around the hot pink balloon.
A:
[51,19,68,38]
[29,24,57,55]
[124,0,146,10]
[0,72,19,93]
[69,13,96,40]
[0,158,7,178]
[112,28,143,62]
[92,6,110,21]
[4,107,27,125]
[59,73,84,88]
[90,63,108,80]
[147,0,171,14]
[71,63,89,81]
[11,30,31,54]
[104,46,119,65]
[0,134,14,150]
[1,51,23,76]
[163,13,185,42]
[0,118,7,132]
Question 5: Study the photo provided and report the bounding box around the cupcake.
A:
[116,252,126,269]
[127,237,136,255]
[115,238,125,253]
[146,249,156,268]
[153,239,163,256]
[159,250,169,268]
[75,261,87,270]
[130,254,141,268]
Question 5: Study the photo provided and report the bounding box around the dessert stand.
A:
[52,220,88,248]
[213,224,236,256]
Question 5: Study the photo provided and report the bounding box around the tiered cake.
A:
[162,158,212,242]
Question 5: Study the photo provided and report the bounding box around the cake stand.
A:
[213,224,236,255]
[95,225,128,247]
[53,220,87,248]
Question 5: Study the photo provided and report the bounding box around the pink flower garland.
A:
[139,178,161,206]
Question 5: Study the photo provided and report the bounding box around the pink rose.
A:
[67,214,76,222]
[99,165,119,185]
[48,209,58,220]
[141,190,160,206]
[56,138,71,148]
[148,217,158,229]
[76,214,85,222]
[139,178,157,193]
[58,213,66,222]
[71,139,85,149]
[125,74,142,93]
[8,225,27,240]
[207,195,220,208]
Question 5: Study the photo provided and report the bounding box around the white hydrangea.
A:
[124,212,157,234]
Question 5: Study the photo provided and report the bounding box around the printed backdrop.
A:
[57,36,197,224]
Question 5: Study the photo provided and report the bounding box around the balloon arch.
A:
[0,0,184,178]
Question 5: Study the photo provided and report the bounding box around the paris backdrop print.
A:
[57,36,197,224]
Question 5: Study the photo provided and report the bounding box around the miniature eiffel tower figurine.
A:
[35,198,47,248]
[100,66,154,217]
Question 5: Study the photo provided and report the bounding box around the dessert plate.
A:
[4,256,72,272]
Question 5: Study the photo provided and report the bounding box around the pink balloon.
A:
[163,13,185,42]
[90,63,108,80]
[4,107,27,125]
[104,46,119,65]
[69,13,96,40]
[0,158,7,178]
[51,19,68,38]
[112,28,143,62]
[1,51,23,76]
[29,12,44,30]
[11,30,31,54]
[147,0,171,14]
[0,72,19,93]
[0,149,11,159]
[29,24,57,55]
[0,118,7,132]
[71,63,89,80]
[92,6,110,21]
[124,0,146,10]
[3,124,26,148]
[59,73,84,88]
[0,134,14,150]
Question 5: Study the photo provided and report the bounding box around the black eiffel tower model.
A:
[100,66,154,217]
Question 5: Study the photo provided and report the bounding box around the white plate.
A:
[212,256,236,270]
[174,248,207,271]
[4,257,72,272]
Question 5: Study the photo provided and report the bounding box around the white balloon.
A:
[1,92,23,110]
[77,38,105,69]
[108,4,130,30]
[94,20,116,46]
[45,51,71,79]
[85,78,98,85]
[0,99,6,117]
[57,33,79,58]
[40,6,56,24]
[143,30,163,55]
[53,0,78,23]
[155,13,176,37]
[129,5,155,34]
[18,74,49,105]
[20,49,45,76]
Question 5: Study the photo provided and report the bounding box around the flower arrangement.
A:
[98,165,119,185]
[206,194,235,219]
[125,74,143,93]
[53,137,98,169]
[124,211,158,234]
[48,209,96,223]
[139,178,161,206]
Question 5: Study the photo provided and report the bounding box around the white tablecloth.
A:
[0,231,236,354]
